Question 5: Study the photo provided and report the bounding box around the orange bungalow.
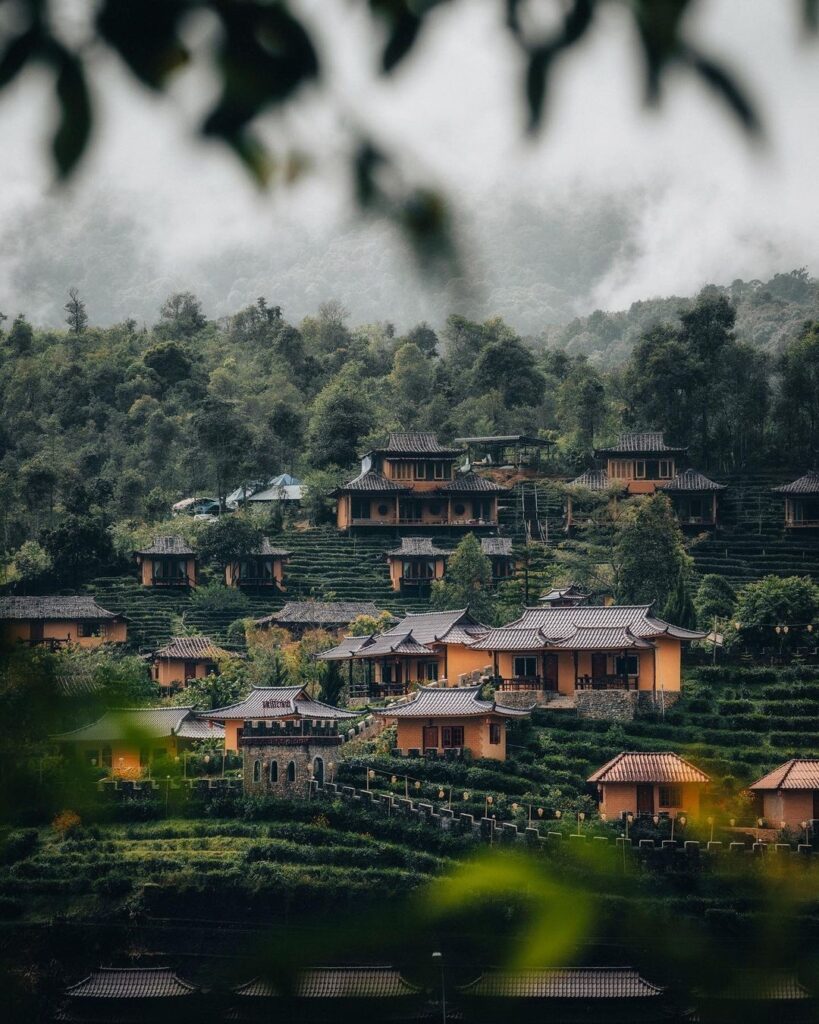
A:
[53,706,223,777]
[376,684,531,760]
[469,604,704,695]
[0,596,127,650]
[151,634,233,689]
[134,535,197,587]
[749,759,819,829]
[773,471,819,529]
[588,751,710,818]
[658,467,726,528]
[594,432,688,495]
[387,536,514,593]
[224,537,290,590]
[332,431,508,531]
[318,609,491,698]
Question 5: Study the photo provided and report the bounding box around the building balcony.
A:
[575,674,638,691]
[241,722,341,739]
[495,675,548,691]
[235,576,280,587]
[150,575,194,587]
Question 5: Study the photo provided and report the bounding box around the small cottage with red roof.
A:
[588,751,710,818]
[749,759,819,828]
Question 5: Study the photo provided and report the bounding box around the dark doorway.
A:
[543,654,559,691]
[423,726,439,750]
[637,785,655,815]
[313,757,324,785]
[591,652,607,681]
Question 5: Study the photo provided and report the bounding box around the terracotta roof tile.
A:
[750,759,819,790]
[153,635,232,660]
[587,751,710,784]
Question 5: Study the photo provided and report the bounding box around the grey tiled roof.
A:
[460,967,663,999]
[659,468,726,492]
[376,609,485,646]
[511,605,706,641]
[567,469,615,491]
[65,967,198,999]
[0,596,119,621]
[773,471,819,495]
[335,470,409,493]
[316,635,375,661]
[587,751,710,784]
[134,535,196,556]
[153,635,232,660]
[750,759,819,791]
[469,627,550,651]
[351,630,435,657]
[257,601,388,627]
[387,537,452,557]
[705,971,811,1001]
[480,537,512,556]
[437,472,509,493]
[379,432,464,455]
[235,967,421,999]
[540,585,590,604]
[379,684,532,718]
[454,434,554,447]
[53,708,223,743]
[595,431,687,454]
[206,686,358,721]
[250,538,291,557]
[552,626,654,650]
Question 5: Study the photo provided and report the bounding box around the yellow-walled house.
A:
[318,609,492,698]
[749,760,819,829]
[332,432,508,530]
[53,707,223,777]
[594,432,688,495]
[134,535,197,588]
[773,472,819,529]
[588,751,710,818]
[152,635,233,689]
[386,536,514,593]
[376,684,531,760]
[0,596,127,650]
[468,604,704,696]
[224,538,290,590]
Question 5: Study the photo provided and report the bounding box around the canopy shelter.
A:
[454,434,554,469]
[773,471,819,528]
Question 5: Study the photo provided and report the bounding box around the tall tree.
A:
[430,533,496,624]
[613,494,693,613]
[64,288,88,335]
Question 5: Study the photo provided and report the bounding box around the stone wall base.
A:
[575,690,681,721]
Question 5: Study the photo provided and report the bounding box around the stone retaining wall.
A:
[574,690,681,721]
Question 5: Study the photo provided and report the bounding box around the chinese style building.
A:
[151,634,233,689]
[658,467,726,527]
[457,967,667,1023]
[749,759,819,829]
[318,609,491,698]
[588,751,710,818]
[224,537,290,589]
[773,471,819,528]
[56,966,203,1023]
[0,595,127,650]
[386,536,514,593]
[694,969,815,1024]
[594,432,688,494]
[255,600,390,637]
[53,707,222,777]
[539,584,590,607]
[134,535,197,587]
[469,604,704,695]
[332,431,508,531]
[376,683,531,760]
[230,967,425,1024]
[206,685,358,794]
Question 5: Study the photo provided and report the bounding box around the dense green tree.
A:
[775,321,819,464]
[157,291,207,338]
[404,322,439,357]
[143,341,194,388]
[306,371,374,468]
[613,495,693,612]
[733,575,819,654]
[64,288,88,335]
[41,513,115,587]
[694,574,737,627]
[473,336,545,408]
[390,342,434,424]
[191,396,254,504]
[7,315,33,355]
[198,515,265,568]
[430,533,497,624]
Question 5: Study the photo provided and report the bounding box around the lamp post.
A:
[432,951,446,1024]
[708,816,715,843]
[802,820,810,846]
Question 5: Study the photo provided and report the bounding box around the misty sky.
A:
[0,0,818,330]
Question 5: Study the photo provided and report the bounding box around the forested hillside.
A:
[1,271,818,590]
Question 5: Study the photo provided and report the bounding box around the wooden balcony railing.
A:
[151,575,195,587]
[495,675,551,691]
